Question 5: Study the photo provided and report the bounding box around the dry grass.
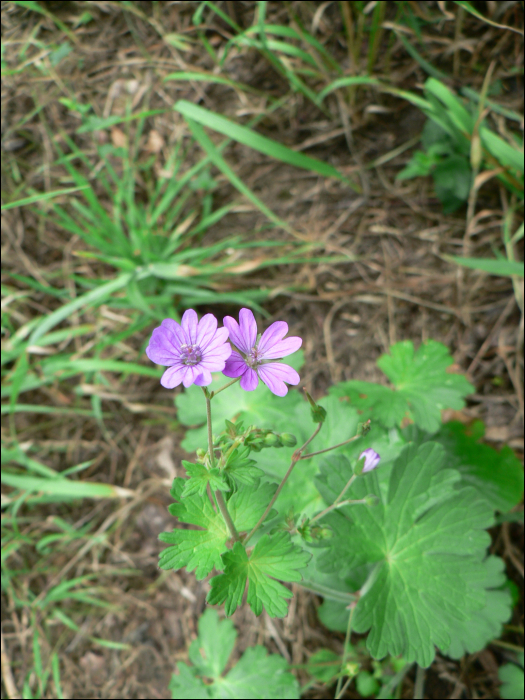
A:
[1,1,523,698]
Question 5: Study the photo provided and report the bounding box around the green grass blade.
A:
[424,78,473,133]
[479,126,524,174]
[28,272,137,344]
[1,473,133,499]
[184,117,295,234]
[1,186,89,211]
[394,32,449,80]
[0,405,106,416]
[175,100,354,185]
[453,1,524,35]
[317,76,381,103]
[446,256,524,277]
[51,654,63,700]
[76,109,165,134]
[164,71,262,94]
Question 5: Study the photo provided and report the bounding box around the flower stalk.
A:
[203,388,239,542]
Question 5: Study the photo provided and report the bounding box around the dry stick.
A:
[242,423,323,546]
[203,389,239,542]
[1,629,20,699]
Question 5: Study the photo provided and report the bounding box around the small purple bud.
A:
[355,448,381,475]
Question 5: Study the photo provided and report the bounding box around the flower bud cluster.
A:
[215,419,297,453]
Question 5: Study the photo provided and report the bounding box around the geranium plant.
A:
[146,309,523,698]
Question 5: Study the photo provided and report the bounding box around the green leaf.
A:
[159,478,278,579]
[223,447,265,488]
[442,556,511,658]
[169,663,211,699]
[315,443,495,667]
[499,656,525,700]
[410,421,524,512]
[181,461,230,498]
[306,649,340,683]
[188,608,236,679]
[170,608,299,699]
[208,533,311,617]
[432,154,471,212]
[214,645,299,699]
[159,478,229,579]
[331,340,474,433]
[357,671,381,698]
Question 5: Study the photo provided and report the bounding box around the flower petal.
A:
[238,308,257,349]
[240,367,259,391]
[257,321,288,356]
[223,311,254,354]
[160,364,185,389]
[181,309,199,344]
[200,348,232,371]
[160,318,187,345]
[146,324,182,365]
[196,314,218,350]
[359,448,381,473]
[222,351,248,378]
[205,326,230,350]
[258,336,302,360]
[181,364,203,388]
[194,368,213,386]
[258,362,300,397]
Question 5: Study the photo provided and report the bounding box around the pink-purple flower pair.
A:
[146,308,302,397]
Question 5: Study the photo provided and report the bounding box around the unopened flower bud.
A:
[304,390,327,423]
[279,433,297,447]
[263,433,280,447]
[196,448,206,460]
[357,419,371,436]
[344,662,359,678]
[364,494,380,507]
[354,448,380,475]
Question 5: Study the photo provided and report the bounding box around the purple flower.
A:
[146,310,231,389]
[222,308,302,397]
[358,449,381,474]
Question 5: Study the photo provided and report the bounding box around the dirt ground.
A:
[1,2,523,698]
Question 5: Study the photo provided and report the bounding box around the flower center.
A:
[245,347,262,369]
[180,343,202,366]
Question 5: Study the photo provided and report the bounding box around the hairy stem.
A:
[298,432,362,460]
[310,474,358,524]
[335,602,357,699]
[210,376,240,398]
[203,388,239,541]
[242,423,323,546]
